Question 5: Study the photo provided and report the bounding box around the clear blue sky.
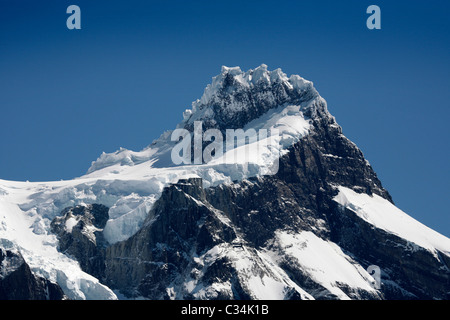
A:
[0,0,449,236]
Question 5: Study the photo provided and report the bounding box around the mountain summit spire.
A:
[181,65,323,133]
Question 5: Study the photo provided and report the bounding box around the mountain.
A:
[0,65,449,300]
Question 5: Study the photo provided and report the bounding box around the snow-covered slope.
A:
[333,186,450,258]
[0,65,449,300]
[0,189,116,299]
[266,230,378,299]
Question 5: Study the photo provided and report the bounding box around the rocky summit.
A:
[0,65,449,300]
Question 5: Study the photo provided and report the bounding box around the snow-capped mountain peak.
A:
[1,65,449,301]
[181,64,319,132]
[88,65,322,174]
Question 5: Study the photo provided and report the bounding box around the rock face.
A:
[105,178,238,299]
[51,204,109,281]
[0,241,65,300]
[101,113,449,299]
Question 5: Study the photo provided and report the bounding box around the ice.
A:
[0,196,117,300]
[251,64,270,84]
[289,74,312,91]
[103,196,156,243]
[64,216,78,233]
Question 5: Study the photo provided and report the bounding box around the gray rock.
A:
[50,204,109,281]
[0,242,65,300]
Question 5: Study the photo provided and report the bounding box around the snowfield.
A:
[0,193,116,300]
[266,230,378,299]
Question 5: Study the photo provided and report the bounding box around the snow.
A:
[65,216,78,233]
[289,74,313,91]
[0,195,116,300]
[87,147,159,174]
[333,186,450,257]
[188,243,313,300]
[267,230,377,299]
[191,64,311,115]
[0,239,24,277]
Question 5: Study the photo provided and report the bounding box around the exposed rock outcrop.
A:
[0,240,65,300]
[50,204,109,281]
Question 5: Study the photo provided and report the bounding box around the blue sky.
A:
[0,0,449,236]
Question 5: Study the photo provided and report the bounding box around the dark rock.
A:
[105,178,237,299]
[0,243,65,300]
[50,204,109,281]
